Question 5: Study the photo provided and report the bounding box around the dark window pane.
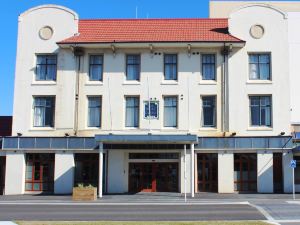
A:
[36,55,57,81]
[164,54,177,80]
[202,54,215,80]
[249,54,270,80]
[202,96,216,127]
[126,55,140,81]
[89,55,103,81]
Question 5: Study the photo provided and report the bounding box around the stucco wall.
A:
[12,5,78,136]
[228,5,290,136]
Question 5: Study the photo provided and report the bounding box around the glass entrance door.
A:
[25,154,54,192]
[129,163,178,193]
[197,153,218,192]
[273,153,283,193]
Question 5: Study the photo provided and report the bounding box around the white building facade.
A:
[0,2,297,196]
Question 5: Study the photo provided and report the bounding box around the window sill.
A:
[85,81,103,86]
[246,80,272,85]
[199,127,217,131]
[198,80,217,85]
[123,81,140,85]
[85,127,101,130]
[247,127,273,131]
[161,81,178,85]
[29,127,56,131]
[31,81,56,86]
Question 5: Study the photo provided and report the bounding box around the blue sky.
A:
[0,0,298,116]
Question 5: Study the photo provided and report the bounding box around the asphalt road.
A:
[0,204,265,221]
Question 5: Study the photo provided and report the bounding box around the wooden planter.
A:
[72,187,97,201]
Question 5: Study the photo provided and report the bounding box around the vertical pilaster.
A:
[99,142,103,198]
[190,143,195,197]
[218,151,234,193]
[257,151,273,193]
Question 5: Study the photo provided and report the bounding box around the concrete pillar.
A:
[180,147,191,193]
[54,152,74,194]
[257,151,273,193]
[5,152,25,195]
[190,144,195,197]
[99,143,103,198]
[107,150,126,193]
[218,151,234,193]
[283,151,293,193]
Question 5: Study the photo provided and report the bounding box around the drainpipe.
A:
[221,43,232,133]
[72,47,84,136]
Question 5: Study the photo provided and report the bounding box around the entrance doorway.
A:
[234,153,257,192]
[25,154,54,192]
[273,153,283,193]
[0,157,5,195]
[197,153,218,192]
[129,163,178,193]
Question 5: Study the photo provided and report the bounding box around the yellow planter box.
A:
[72,187,97,201]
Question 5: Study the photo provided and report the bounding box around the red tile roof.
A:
[58,18,244,44]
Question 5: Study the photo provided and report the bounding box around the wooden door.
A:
[273,153,283,193]
[197,154,218,192]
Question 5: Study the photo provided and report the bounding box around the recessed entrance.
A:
[129,163,179,193]
[0,157,5,195]
[25,153,54,192]
[197,153,218,192]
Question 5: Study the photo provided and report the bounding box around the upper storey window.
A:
[250,96,272,127]
[36,55,57,81]
[201,54,216,80]
[33,97,55,127]
[164,54,177,80]
[126,54,140,81]
[249,54,271,80]
[89,55,103,81]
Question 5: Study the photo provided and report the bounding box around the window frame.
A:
[201,95,217,128]
[88,55,104,81]
[163,96,178,128]
[126,54,141,81]
[35,54,57,81]
[248,53,271,80]
[201,53,216,81]
[87,96,102,128]
[249,95,272,127]
[125,96,140,128]
[32,96,56,128]
[164,53,178,81]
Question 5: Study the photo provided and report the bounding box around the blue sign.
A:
[291,160,297,168]
[144,101,159,119]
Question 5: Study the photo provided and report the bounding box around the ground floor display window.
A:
[197,153,218,192]
[25,153,54,192]
[234,153,257,192]
[74,153,99,188]
[0,157,5,195]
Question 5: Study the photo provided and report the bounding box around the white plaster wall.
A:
[54,152,74,194]
[180,149,191,193]
[283,151,293,193]
[218,151,234,193]
[12,5,78,136]
[228,5,290,136]
[107,150,126,193]
[288,12,300,125]
[76,48,223,136]
[257,151,273,193]
[4,152,25,195]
